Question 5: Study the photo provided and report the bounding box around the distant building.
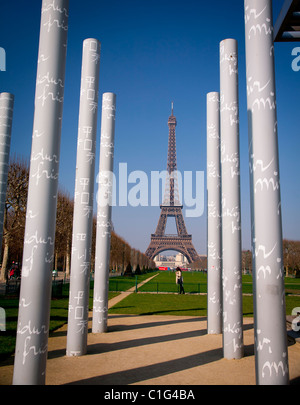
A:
[154,252,188,269]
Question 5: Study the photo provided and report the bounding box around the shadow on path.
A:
[49,315,207,338]
[65,348,223,385]
[65,344,254,385]
[47,325,208,360]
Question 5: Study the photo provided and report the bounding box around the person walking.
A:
[175,267,185,294]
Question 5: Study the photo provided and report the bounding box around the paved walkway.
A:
[107,273,159,309]
[1,274,300,385]
[1,313,300,385]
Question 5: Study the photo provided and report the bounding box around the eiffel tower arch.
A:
[145,104,200,264]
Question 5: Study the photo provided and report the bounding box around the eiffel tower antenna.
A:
[145,107,199,264]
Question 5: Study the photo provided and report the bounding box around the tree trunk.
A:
[54,252,58,270]
[65,234,71,277]
[65,250,70,277]
[285,265,289,277]
[1,242,9,281]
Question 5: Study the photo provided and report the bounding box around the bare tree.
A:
[1,157,29,280]
[0,159,157,282]
[190,256,207,271]
[242,250,252,274]
[54,190,73,276]
[283,239,300,277]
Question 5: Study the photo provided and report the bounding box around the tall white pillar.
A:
[220,39,244,359]
[13,0,69,385]
[0,93,14,257]
[244,0,289,384]
[92,93,116,333]
[66,38,101,356]
[206,92,222,335]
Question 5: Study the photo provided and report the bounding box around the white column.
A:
[13,0,69,385]
[206,92,222,335]
[92,92,116,333]
[220,38,244,359]
[66,38,100,356]
[244,0,289,384]
[0,93,14,256]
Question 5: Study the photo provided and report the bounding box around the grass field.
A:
[108,270,300,317]
[0,271,299,360]
[108,291,300,318]
[112,270,300,295]
[0,284,119,360]
[108,293,255,317]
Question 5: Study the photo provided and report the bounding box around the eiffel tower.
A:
[145,104,200,264]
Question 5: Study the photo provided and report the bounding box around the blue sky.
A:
[0,0,299,256]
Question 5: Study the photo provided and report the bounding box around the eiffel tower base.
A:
[145,235,199,264]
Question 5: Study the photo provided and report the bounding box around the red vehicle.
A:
[158,267,169,271]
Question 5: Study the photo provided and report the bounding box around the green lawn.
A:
[0,284,119,361]
[109,293,208,317]
[139,271,205,294]
[137,271,299,295]
[108,292,300,318]
[107,271,158,293]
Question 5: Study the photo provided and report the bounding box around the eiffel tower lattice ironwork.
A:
[145,104,200,264]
